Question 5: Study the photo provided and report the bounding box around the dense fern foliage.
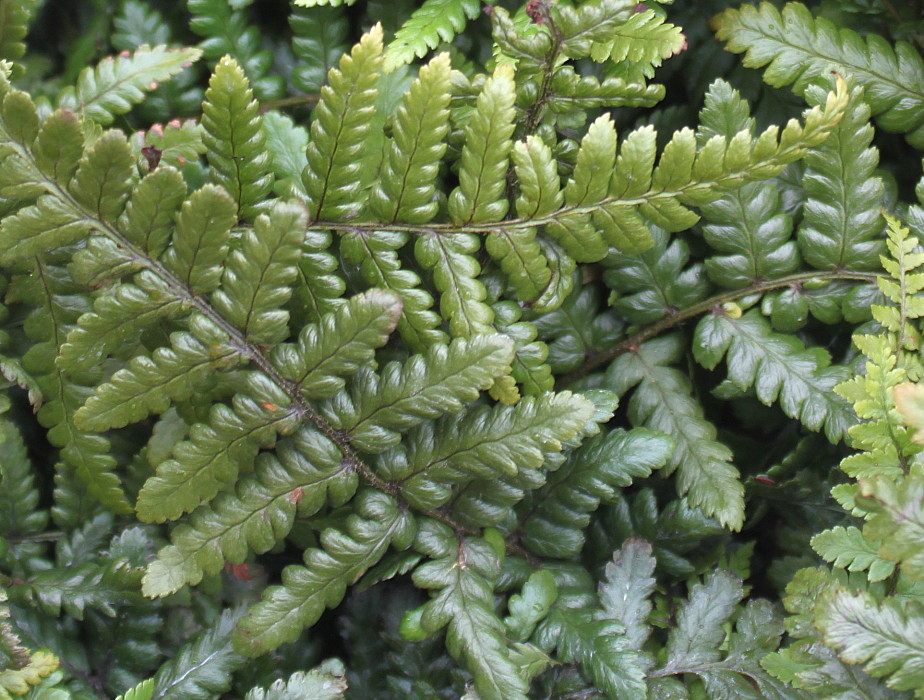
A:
[0,0,923,697]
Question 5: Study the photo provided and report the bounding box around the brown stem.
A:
[557,269,880,387]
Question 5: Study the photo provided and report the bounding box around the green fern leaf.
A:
[491,301,554,396]
[383,0,481,73]
[336,334,514,452]
[504,570,558,642]
[340,230,445,351]
[150,608,245,700]
[713,1,924,147]
[448,65,516,225]
[303,24,383,221]
[69,129,136,219]
[605,335,744,530]
[274,288,402,399]
[290,228,347,324]
[598,538,657,654]
[244,661,347,700]
[0,417,47,540]
[57,272,183,373]
[0,0,34,71]
[522,427,672,558]
[799,85,885,270]
[697,79,800,288]
[136,387,300,522]
[693,310,854,441]
[810,526,895,582]
[56,45,202,125]
[415,232,494,338]
[202,55,273,220]
[75,315,240,432]
[31,107,84,185]
[143,427,347,597]
[117,166,188,256]
[116,678,154,700]
[0,194,88,264]
[399,391,595,508]
[371,52,451,224]
[290,4,348,93]
[162,184,237,293]
[590,8,685,71]
[234,491,414,656]
[212,201,306,343]
[861,471,924,581]
[414,534,529,700]
[817,589,924,694]
[294,0,358,6]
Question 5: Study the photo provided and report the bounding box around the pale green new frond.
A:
[817,590,924,694]
[340,230,445,351]
[0,0,34,70]
[414,536,528,700]
[0,194,88,264]
[371,52,451,224]
[303,24,383,221]
[116,678,153,700]
[273,288,402,399]
[57,45,202,125]
[143,428,347,597]
[713,1,924,147]
[693,310,855,442]
[448,65,516,226]
[75,315,240,432]
[234,491,414,656]
[32,108,84,184]
[202,55,273,220]
[136,391,301,522]
[861,471,924,581]
[162,184,237,293]
[415,231,494,338]
[590,8,685,71]
[212,201,306,344]
[383,0,481,73]
[811,526,895,582]
[338,334,515,452]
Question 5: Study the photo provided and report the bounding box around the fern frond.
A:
[598,538,657,652]
[492,301,553,397]
[201,56,273,221]
[816,590,924,694]
[0,417,46,542]
[162,184,236,293]
[244,661,348,700]
[150,608,244,700]
[605,335,744,530]
[135,388,300,522]
[448,65,516,226]
[234,491,414,656]
[340,231,445,351]
[74,315,240,432]
[799,85,885,270]
[290,4,348,93]
[334,334,514,452]
[56,45,202,125]
[810,525,895,582]
[274,288,402,398]
[861,471,924,580]
[415,232,494,338]
[0,0,34,76]
[143,427,346,597]
[693,309,855,441]
[382,0,481,73]
[398,392,595,508]
[290,228,346,324]
[303,24,383,221]
[522,427,672,558]
[263,111,308,199]
[414,533,529,700]
[370,52,451,224]
[212,201,305,343]
[590,8,685,72]
[713,1,924,147]
[13,260,131,514]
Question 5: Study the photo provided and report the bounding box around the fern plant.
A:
[0,0,923,697]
